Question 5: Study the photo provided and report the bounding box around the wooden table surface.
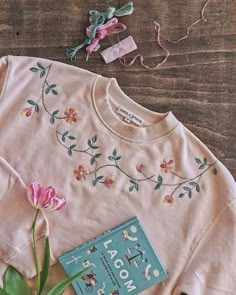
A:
[0,0,235,181]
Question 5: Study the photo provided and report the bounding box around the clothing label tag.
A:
[117,106,144,126]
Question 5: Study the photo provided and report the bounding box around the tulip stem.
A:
[32,209,41,295]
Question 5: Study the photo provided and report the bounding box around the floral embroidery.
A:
[21,107,33,117]
[21,62,79,125]
[163,195,175,206]
[160,159,174,173]
[64,107,79,124]
[136,163,145,173]
[74,165,89,181]
[21,62,219,205]
[103,176,115,188]
[55,128,218,202]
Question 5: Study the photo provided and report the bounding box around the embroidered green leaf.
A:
[68,136,76,140]
[113,149,117,157]
[93,179,97,186]
[183,186,191,192]
[68,145,76,156]
[40,69,46,78]
[183,187,192,198]
[196,184,200,192]
[45,87,50,95]
[90,157,95,165]
[115,156,121,161]
[50,84,57,88]
[94,153,102,159]
[195,158,202,164]
[189,182,198,186]
[203,157,208,164]
[134,182,139,191]
[62,132,69,142]
[92,135,97,143]
[52,89,58,95]
[29,67,38,72]
[154,182,161,190]
[129,179,136,184]
[35,104,40,112]
[213,168,217,175]
[50,116,55,124]
[199,164,206,169]
[95,176,104,182]
[129,185,134,192]
[88,139,92,148]
[52,110,59,116]
[108,156,115,161]
[178,193,184,198]
[37,62,45,70]
[158,175,163,184]
[27,99,36,106]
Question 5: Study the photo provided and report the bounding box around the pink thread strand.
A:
[118,0,212,70]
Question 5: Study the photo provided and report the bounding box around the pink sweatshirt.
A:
[0,55,235,295]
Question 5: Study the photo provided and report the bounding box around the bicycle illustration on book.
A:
[80,270,98,293]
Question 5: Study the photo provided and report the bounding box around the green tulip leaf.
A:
[47,268,89,295]
[3,266,31,295]
[0,289,10,295]
[39,237,51,294]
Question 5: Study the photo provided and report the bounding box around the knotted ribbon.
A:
[86,18,127,55]
[66,1,134,61]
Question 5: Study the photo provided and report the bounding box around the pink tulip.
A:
[27,182,67,211]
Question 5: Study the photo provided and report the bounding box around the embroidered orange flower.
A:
[74,165,89,181]
[103,176,114,188]
[136,163,145,173]
[160,159,175,173]
[21,107,33,117]
[64,107,79,124]
[162,195,175,206]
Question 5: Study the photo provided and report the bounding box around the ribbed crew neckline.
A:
[92,75,180,142]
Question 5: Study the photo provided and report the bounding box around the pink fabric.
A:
[0,55,235,295]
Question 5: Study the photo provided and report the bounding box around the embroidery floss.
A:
[86,17,127,59]
[66,1,134,61]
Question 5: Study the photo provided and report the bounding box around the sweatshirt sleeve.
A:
[176,196,236,295]
[0,156,48,278]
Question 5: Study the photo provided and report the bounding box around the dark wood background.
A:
[0,0,235,182]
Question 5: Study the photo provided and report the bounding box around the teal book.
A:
[59,217,168,295]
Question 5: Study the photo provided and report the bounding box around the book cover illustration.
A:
[59,217,168,295]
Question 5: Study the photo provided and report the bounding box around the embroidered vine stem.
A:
[40,64,68,120]
[55,129,219,197]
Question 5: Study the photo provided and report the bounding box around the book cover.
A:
[59,217,168,295]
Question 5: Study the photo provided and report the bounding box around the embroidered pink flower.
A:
[27,182,67,211]
[160,159,175,173]
[136,163,145,173]
[64,107,79,124]
[162,195,175,206]
[74,165,89,181]
[104,176,114,188]
[21,107,33,117]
